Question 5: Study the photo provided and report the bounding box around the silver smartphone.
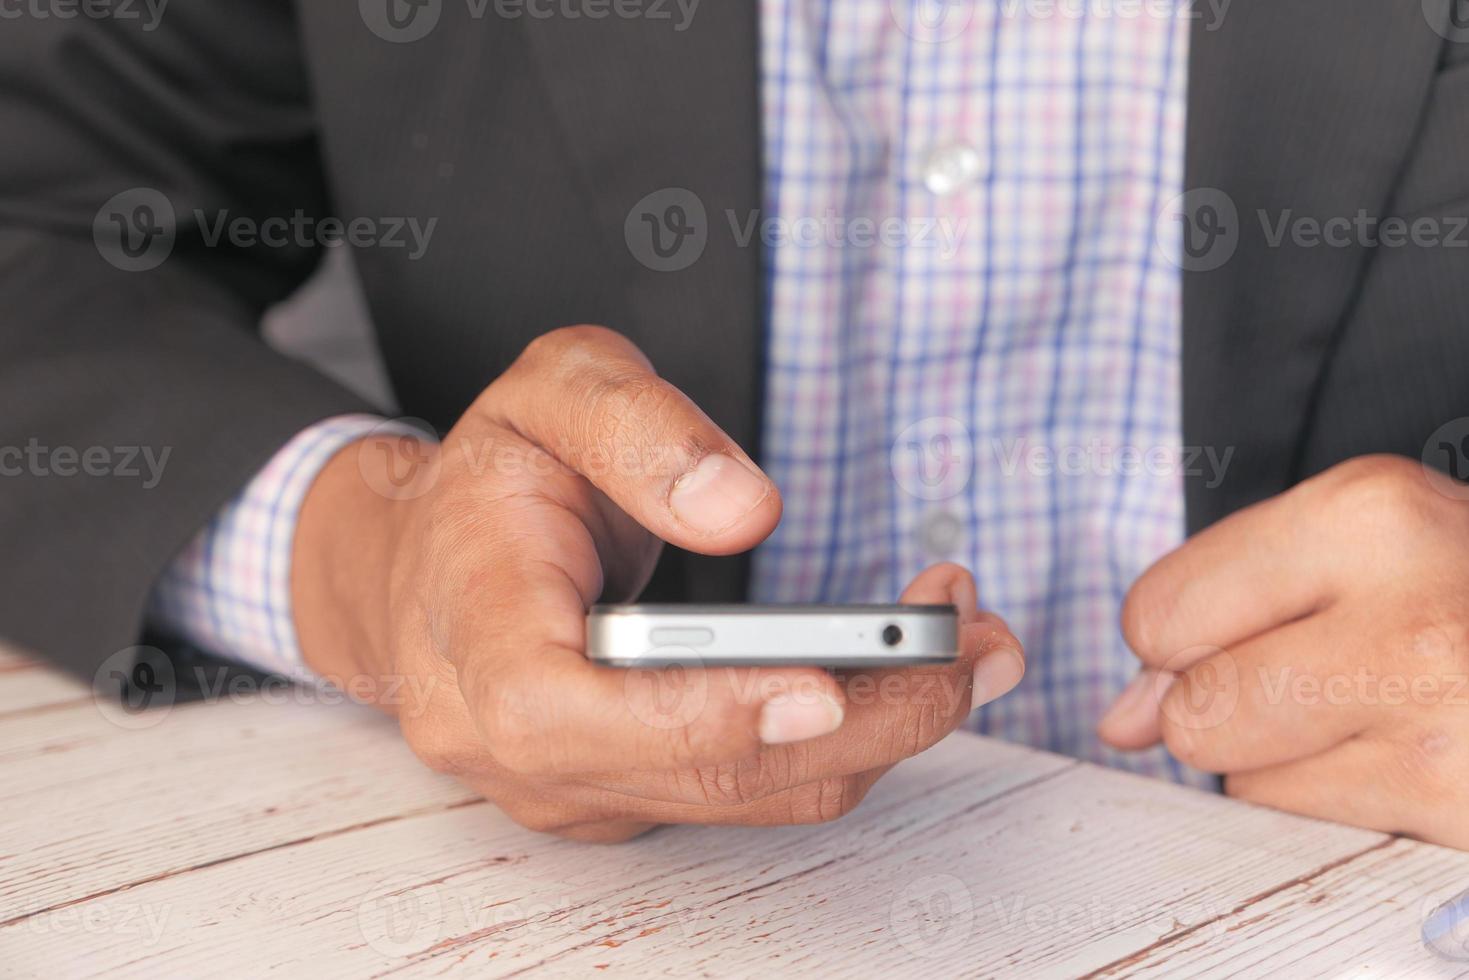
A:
[586,604,959,668]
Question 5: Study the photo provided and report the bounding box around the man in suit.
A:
[3,0,1468,844]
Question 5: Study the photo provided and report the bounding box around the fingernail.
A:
[669,453,770,534]
[972,646,1025,704]
[759,691,844,745]
[1099,670,1153,731]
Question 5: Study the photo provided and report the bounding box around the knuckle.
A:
[1323,455,1438,530]
[400,716,470,776]
[1158,709,1209,770]
[1221,772,1261,804]
[553,821,654,844]
[501,802,576,836]
[465,660,564,775]
[1402,620,1469,671]
[897,693,952,758]
[586,374,700,464]
[510,326,632,401]
[689,754,787,808]
[669,697,760,768]
[510,332,559,381]
[790,776,862,825]
[1392,727,1457,809]
[517,324,602,370]
[690,762,757,808]
[481,699,554,776]
[1160,728,1200,770]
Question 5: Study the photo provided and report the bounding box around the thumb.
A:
[480,325,781,555]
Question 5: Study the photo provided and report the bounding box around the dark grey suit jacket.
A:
[2,1,1467,678]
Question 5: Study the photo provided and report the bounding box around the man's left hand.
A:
[1100,454,1469,849]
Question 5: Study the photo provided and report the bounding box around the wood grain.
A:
[0,680,474,922]
[2,656,1465,977]
[1103,838,1469,979]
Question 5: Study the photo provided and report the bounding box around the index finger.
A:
[445,543,848,776]
[1122,478,1337,671]
[581,563,1026,808]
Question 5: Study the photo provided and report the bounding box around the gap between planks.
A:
[0,797,485,931]
[369,762,1085,979]
[1,748,1073,935]
[1078,834,1401,978]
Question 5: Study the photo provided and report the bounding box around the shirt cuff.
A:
[146,414,431,681]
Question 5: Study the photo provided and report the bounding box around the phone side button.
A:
[649,628,716,648]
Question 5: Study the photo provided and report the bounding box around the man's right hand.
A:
[290,325,1026,842]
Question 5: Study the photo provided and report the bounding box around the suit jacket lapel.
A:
[1181,0,1445,530]
[521,5,765,600]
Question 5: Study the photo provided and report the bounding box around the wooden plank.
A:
[0,724,1392,979]
[0,644,38,671]
[0,644,96,719]
[0,663,90,719]
[0,733,1074,978]
[0,695,476,922]
[468,763,1387,979]
[1099,837,1469,979]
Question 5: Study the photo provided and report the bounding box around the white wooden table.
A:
[4,646,1469,979]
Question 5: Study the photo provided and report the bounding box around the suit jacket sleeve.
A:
[0,1,375,676]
